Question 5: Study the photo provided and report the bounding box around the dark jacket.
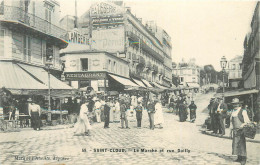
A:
[104,104,110,115]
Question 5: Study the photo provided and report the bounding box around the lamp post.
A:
[220,56,227,101]
[45,55,53,123]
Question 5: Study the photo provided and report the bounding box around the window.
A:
[114,61,116,73]
[46,42,53,62]
[232,64,236,70]
[0,29,4,56]
[108,60,111,71]
[81,58,88,71]
[180,77,184,82]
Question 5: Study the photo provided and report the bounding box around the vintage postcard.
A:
[0,0,259,164]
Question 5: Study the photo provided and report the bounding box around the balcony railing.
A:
[0,5,67,41]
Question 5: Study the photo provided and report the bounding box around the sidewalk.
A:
[200,126,260,144]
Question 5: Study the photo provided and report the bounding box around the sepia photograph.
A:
[0,0,259,164]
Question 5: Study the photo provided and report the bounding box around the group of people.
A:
[73,89,166,136]
[207,97,251,165]
[168,95,198,123]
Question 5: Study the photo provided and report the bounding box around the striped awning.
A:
[0,62,48,94]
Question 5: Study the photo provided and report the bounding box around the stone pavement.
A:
[0,110,259,165]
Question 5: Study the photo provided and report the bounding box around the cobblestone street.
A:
[0,93,260,165]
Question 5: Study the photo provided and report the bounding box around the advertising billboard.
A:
[91,26,125,53]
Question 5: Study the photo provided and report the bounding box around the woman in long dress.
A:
[74,99,92,136]
[179,100,188,122]
[154,99,164,129]
[230,98,250,165]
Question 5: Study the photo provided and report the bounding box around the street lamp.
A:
[45,55,53,123]
[220,56,227,101]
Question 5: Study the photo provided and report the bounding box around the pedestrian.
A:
[28,98,41,131]
[109,97,114,123]
[212,98,220,134]
[216,97,228,135]
[104,98,110,128]
[114,98,120,123]
[178,100,188,122]
[134,101,143,128]
[208,98,215,130]
[189,101,197,123]
[74,97,92,136]
[154,98,164,129]
[230,98,250,165]
[120,98,130,129]
[94,98,102,123]
[147,95,156,130]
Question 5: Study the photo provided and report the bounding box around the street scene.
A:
[0,0,260,165]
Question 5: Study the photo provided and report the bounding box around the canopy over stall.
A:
[0,62,48,95]
[108,74,139,88]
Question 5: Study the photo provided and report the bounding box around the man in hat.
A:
[230,98,250,165]
[216,97,228,136]
[103,98,110,128]
[28,98,41,131]
[119,97,130,129]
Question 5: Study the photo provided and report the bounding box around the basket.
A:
[242,123,257,139]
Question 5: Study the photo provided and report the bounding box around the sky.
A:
[59,0,257,71]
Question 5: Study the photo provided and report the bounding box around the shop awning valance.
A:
[141,79,153,88]
[152,82,168,90]
[214,89,259,98]
[132,78,146,88]
[18,64,72,90]
[0,62,48,94]
[108,74,139,87]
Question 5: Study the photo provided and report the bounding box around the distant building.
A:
[227,55,243,88]
[172,64,200,89]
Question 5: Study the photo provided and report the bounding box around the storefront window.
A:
[81,58,88,71]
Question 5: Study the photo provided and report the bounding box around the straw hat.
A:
[27,98,32,102]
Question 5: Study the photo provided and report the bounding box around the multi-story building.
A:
[241,2,260,118]
[172,64,200,88]
[60,1,172,92]
[227,55,243,88]
[0,0,70,95]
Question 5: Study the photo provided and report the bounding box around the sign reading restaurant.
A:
[64,72,107,81]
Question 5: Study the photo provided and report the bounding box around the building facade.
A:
[60,1,173,91]
[227,55,243,88]
[0,0,70,94]
[241,1,260,119]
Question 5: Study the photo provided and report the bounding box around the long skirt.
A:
[31,112,41,130]
[74,116,92,135]
[190,110,196,121]
[232,129,247,156]
[179,110,187,122]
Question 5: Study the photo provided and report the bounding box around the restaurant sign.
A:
[64,72,107,80]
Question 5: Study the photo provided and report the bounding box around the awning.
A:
[18,64,73,90]
[152,82,168,90]
[132,78,146,88]
[0,62,48,94]
[141,79,153,88]
[108,74,139,87]
[187,83,200,88]
[214,89,259,98]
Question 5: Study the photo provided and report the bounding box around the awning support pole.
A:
[251,94,254,122]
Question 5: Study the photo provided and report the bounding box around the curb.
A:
[201,130,260,144]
